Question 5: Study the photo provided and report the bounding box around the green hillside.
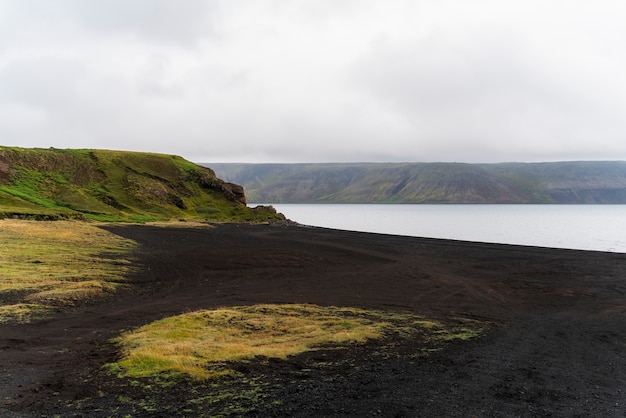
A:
[207,162,626,204]
[0,147,282,222]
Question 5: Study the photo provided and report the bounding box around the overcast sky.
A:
[1,1,626,163]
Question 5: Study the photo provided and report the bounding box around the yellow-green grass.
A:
[0,220,137,323]
[109,304,486,381]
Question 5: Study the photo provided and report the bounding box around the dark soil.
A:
[1,223,626,417]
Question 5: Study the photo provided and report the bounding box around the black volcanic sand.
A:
[1,223,626,417]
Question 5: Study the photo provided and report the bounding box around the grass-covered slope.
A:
[0,147,282,222]
[208,161,626,204]
[0,220,136,323]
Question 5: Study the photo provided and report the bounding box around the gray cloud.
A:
[1,0,625,163]
[348,6,626,162]
[2,0,215,46]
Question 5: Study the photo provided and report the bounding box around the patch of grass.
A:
[109,304,389,380]
[0,220,137,323]
[434,320,484,341]
[108,304,487,381]
[0,303,51,324]
[0,184,60,209]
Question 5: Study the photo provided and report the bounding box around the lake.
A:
[261,204,626,253]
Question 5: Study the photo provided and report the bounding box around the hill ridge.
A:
[0,146,281,222]
[205,161,626,204]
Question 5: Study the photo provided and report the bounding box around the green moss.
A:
[0,146,284,223]
[99,306,488,417]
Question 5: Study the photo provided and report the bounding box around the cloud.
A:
[346,1,626,162]
[1,1,626,162]
[2,0,216,46]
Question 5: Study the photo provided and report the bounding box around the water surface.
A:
[263,204,626,253]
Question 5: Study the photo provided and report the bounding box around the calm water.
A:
[263,204,626,253]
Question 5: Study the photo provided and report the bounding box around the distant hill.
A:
[0,147,282,222]
[205,162,626,204]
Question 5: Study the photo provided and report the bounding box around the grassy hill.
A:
[0,147,282,222]
[207,161,626,204]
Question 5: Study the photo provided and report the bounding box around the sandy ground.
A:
[1,223,626,417]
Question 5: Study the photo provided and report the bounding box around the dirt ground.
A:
[1,223,626,417]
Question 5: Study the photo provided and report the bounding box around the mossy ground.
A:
[82,304,486,417]
[110,304,485,378]
[0,219,137,323]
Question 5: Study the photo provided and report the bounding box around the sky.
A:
[1,1,626,164]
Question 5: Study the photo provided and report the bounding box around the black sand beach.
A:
[2,223,626,416]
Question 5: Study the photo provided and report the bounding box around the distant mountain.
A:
[204,162,626,204]
[0,146,282,222]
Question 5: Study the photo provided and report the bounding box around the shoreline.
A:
[2,223,625,416]
[295,222,624,255]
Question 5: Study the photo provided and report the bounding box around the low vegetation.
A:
[0,146,284,222]
[108,304,486,381]
[0,220,137,323]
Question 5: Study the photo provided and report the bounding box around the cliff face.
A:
[207,161,626,204]
[0,147,283,222]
